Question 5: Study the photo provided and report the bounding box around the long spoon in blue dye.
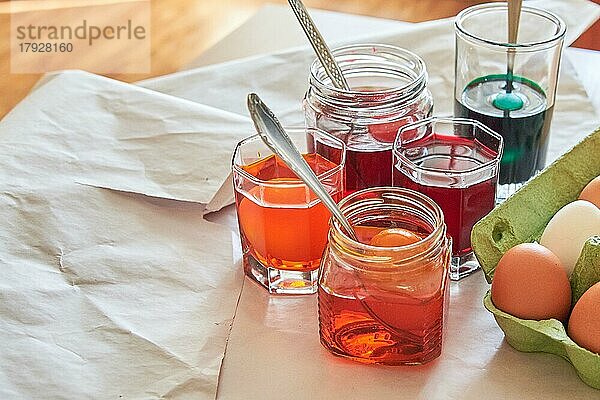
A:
[494,0,525,111]
[507,0,523,91]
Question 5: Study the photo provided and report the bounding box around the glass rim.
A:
[309,43,428,97]
[331,186,446,255]
[455,3,566,50]
[392,116,504,176]
[231,127,346,187]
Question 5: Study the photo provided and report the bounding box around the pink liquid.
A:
[393,134,498,256]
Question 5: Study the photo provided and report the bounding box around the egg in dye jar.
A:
[369,228,423,247]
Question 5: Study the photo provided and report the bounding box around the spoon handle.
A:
[506,0,522,92]
[247,93,357,240]
[287,0,350,91]
[508,0,523,44]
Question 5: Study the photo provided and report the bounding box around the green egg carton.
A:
[471,126,600,389]
[483,291,600,389]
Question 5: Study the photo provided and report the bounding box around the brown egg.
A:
[568,282,600,354]
[579,176,600,209]
[491,243,571,321]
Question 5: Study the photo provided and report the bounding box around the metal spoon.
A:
[506,0,523,93]
[248,96,424,343]
[287,0,372,188]
[287,0,350,91]
[246,93,358,241]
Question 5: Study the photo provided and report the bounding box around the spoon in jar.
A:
[287,0,378,187]
[248,93,426,341]
[493,0,524,111]
[246,93,358,241]
[249,96,428,344]
[287,0,350,90]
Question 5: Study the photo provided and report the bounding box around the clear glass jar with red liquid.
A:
[392,117,503,280]
[304,44,433,194]
[318,187,451,365]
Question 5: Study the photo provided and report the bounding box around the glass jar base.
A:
[244,254,318,295]
[319,333,441,366]
[450,252,480,280]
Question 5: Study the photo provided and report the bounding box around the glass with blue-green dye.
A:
[454,3,565,199]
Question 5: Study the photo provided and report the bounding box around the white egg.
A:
[540,200,600,276]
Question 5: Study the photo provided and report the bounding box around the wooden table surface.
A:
[0,0,598,119]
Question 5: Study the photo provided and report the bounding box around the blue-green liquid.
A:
[454,74,553,184]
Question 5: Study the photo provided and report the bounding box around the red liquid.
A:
[318,225,448,365]
[235,153,342,273]
[316,138,390,194]
[393,134,498,256]
[314,117,415,193]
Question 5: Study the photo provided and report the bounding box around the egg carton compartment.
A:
[471,126,600,389]
[483,291,600,389]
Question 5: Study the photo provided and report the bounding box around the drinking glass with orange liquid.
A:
[318,187,451,365]
[232,127,346,294]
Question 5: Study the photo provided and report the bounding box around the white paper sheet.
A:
[0,70,250,399]
[2,70,252,210]
[0,186,242,399]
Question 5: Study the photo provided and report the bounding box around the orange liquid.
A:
[235,153,342,273]
[318,226,448,365]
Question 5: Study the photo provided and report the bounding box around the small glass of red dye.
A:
[232,127,346,294]
[318,187,451,365]
[392,117,503,280]
[304,44,433,194]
